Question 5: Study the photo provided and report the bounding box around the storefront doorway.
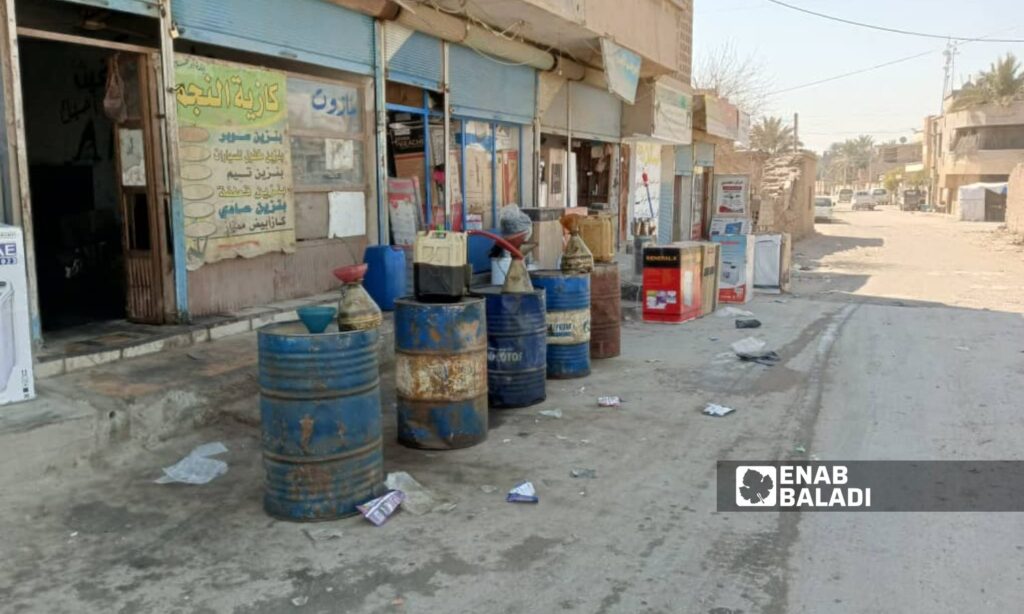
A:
[19,38,169,331]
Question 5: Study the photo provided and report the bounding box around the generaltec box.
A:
[0,225,35,405]
[642,245,702,323]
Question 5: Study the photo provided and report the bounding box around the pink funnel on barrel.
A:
[333,263,368,284]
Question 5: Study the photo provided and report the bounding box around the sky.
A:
[693,0,1024,152]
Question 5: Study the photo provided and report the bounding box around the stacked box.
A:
[642,244,703,324]
[674,241,721,316]
[711,234,756,304]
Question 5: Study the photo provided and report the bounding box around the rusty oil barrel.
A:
[589,262,621,358]
[258,322,384,521]
[394,297,488,449]
[472,286,547,409]
[530,270,591,379]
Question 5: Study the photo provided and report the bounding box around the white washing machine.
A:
[0,281,15,389]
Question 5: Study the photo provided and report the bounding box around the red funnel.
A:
[333,263,367,284]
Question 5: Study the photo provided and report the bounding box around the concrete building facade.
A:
[926,98,1024,212]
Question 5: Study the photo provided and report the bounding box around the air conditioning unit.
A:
[0,225,35,405]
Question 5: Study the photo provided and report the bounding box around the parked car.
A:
[901,189,923,211]
[814,196,834,222]
[852,191,875,211]
[871,188,889,207]
[837,188,854,204]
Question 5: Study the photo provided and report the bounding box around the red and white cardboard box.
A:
[711,234,756,304]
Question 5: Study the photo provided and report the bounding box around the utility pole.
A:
[793,112,799,153]
[941,40,959,111]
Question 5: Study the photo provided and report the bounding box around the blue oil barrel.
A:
[530,270,591,379]
[258,323,384,521]
[472,286,547,408]
[363,245,406,311]
[394,297,488,449]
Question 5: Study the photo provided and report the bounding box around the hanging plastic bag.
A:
[103,54,128,124]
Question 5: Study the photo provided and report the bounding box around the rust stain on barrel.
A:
[300,414,314,452]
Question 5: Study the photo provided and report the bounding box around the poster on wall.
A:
[174,55,294,271]
[633,142,661,220]
[713,174,750,217]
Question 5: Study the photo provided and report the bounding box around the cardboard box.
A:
[711,234,755,304]
[674,240,721,316]
[709,216,752,236]
[699,242,721,315]
[0,225,35,405]
[753,233,792,294]
[578,214,614,262]
[642,244,703,323]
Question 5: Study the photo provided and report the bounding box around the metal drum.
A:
[258,323,383,521]
[590,262,621,359]
[394,297,488,449]
[530,270,591,379]
[473,286,547,409]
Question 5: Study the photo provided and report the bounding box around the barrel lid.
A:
[530,269,590,279]
[470,285,544,297]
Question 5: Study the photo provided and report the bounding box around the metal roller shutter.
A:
[571,82,622,142]
[172,0,375,75]
[449,44,535,124]
[384,22,442,91]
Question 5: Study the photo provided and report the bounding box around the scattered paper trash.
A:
[385,472,456,515]
[955,346,970,352]
[731,337,765,355]
[480,485,498,494]
[735,318,762,329]
[731,337,781,366]
[794,444,807,454]
[555,435,569,441]
[502,438,512,444]
[155,442,228,485]
[703,403,736,417]
[507,481,539,503]
[716,306,755,318]
[357,490,405,526]
[570,468,597,479]
[538,408,563,419]
[597,396,622,407]
[291,596,309,607]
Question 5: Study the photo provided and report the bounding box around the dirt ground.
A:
[2,208,1023,614]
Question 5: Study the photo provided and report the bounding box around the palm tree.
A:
[828,135,875,184]
[750,116,799,154]
[951,53,1024,110]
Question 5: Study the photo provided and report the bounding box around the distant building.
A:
[925,97,1024,214]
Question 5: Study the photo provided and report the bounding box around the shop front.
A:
[2,0,170,339]
[171,0,379,317]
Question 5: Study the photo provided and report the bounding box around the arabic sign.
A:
[600,38,641,104]
[654,81,692,144]
[713,174,750,217]
[175,55,294,270]
[287,77,362,135]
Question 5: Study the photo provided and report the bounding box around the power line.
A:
[764,0,1024,43]
[768,50,936,95]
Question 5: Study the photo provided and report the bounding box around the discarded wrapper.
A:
[703,403,736,417]
[598,396,622,407]
[357,490,405,526]
[506,481,539,503]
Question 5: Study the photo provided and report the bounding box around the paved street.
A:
[2,208,1024,614]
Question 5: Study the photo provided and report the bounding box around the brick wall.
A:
[1007,163,1024,236]
[756,153,817,240]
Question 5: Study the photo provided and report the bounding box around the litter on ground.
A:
[385,471,456,515]
[357,490,405,526]
[155,442,229,485]
[703,403,736,417]
[598,396,622,407]
[507,481,539,503]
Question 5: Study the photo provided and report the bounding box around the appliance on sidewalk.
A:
[0,225,35,405]
[753,233,792,294]
[711,234,756,304]
[642,244,703,324]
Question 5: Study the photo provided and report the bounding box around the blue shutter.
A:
[385,22,442,91]
[571,83,621,141]
[173,0,374,75]
[61,0,158,16]
[449,44,535,124]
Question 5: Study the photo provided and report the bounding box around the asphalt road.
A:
[2,208,1023,613]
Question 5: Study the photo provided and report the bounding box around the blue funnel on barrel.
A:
[297,306,337,334]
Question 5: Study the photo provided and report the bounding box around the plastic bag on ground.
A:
[155,442,228,485]
[385,471,456,515]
